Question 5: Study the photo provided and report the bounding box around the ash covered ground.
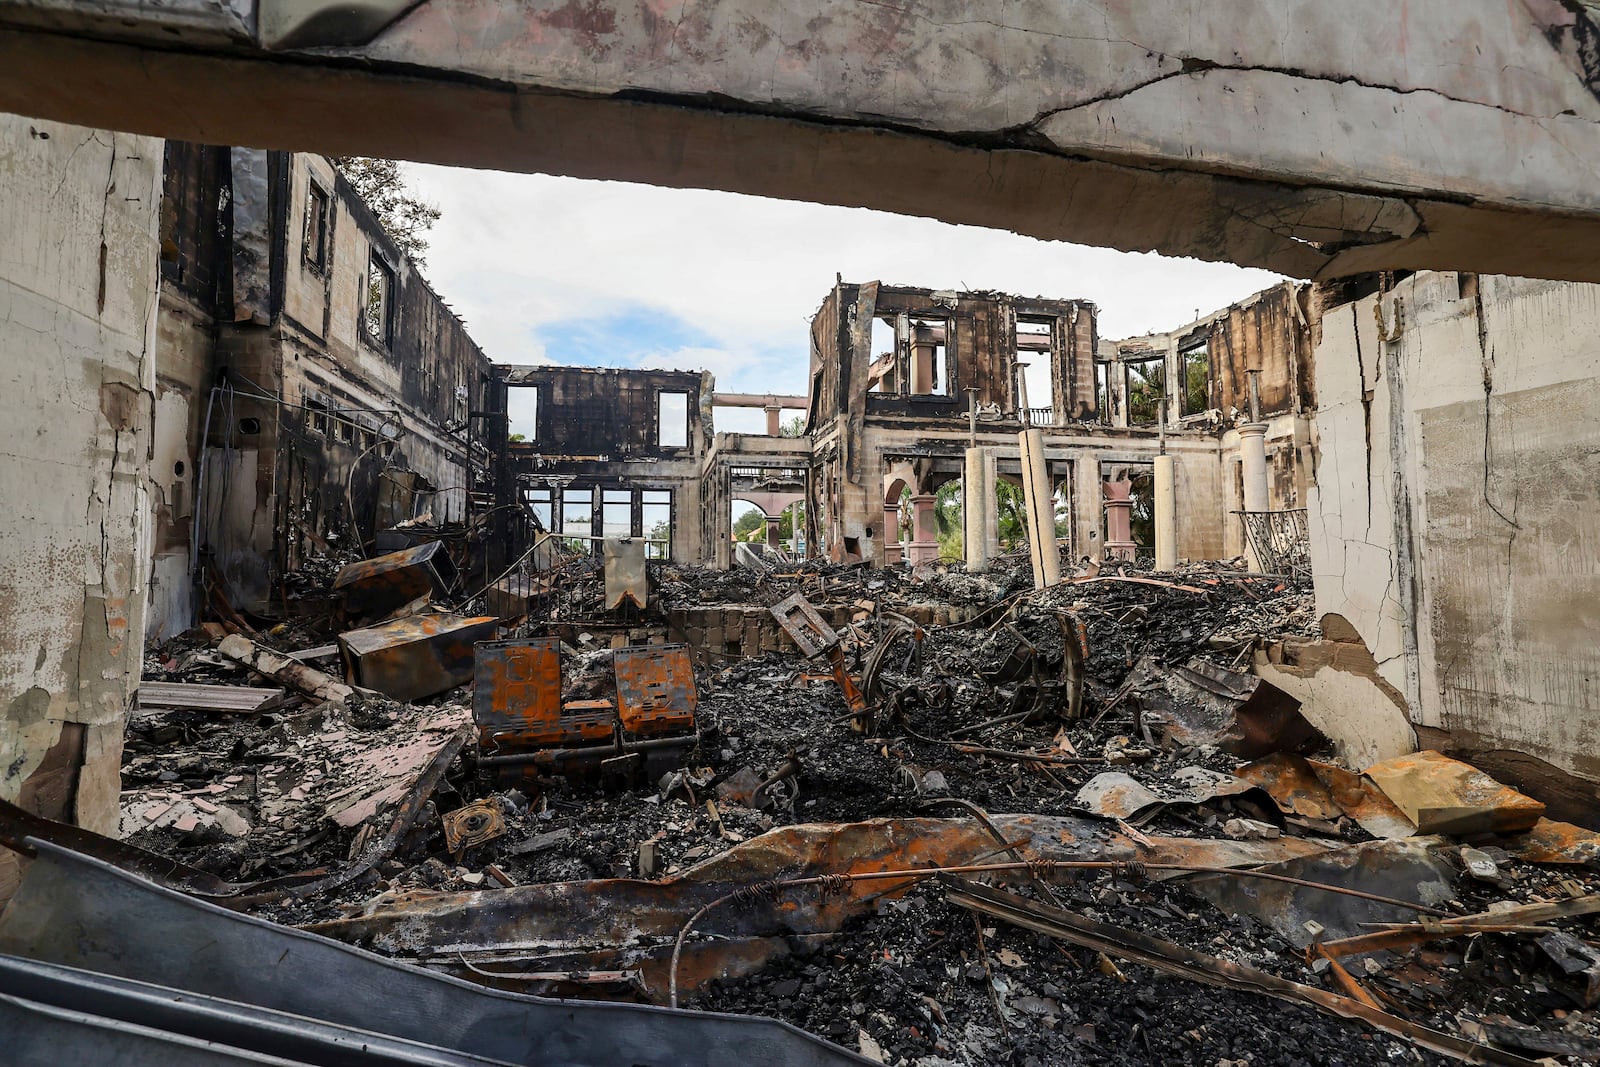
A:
[120,552,1600,1066]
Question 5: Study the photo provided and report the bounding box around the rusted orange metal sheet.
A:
[1234,752,1346,821]
[472,638,569,750]
[339,613,499,702]
[1502,817,1600,866]
[306,814,1330,1002]
[613,645,697,741]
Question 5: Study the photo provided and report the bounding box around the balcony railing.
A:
[1023,406,1054,427]
[1235,509,1310,581]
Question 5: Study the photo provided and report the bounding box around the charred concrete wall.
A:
[155,147,490,620]
[1308,271,1600,785]
[498,366,709,563]
[1109,283,1315,560]
[0,112,163,900]
[808,282,1099,563]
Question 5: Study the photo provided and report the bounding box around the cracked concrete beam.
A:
[5,0,1600,280]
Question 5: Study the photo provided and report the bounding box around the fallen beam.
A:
[218,634,354,703]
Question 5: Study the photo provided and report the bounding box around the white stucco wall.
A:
[0,112,162,898]
[1309,271,1600,780]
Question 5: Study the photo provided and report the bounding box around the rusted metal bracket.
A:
[770,592,869,726]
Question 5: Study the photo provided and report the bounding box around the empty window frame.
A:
[304,397,328,436]
[907,316,951,395]
[525,487,553,531]
[302,182,329,274]
[508,385,538,443]
[1015,317,1054,419]
[657,391,689,448]
[602,489,633,540]
[561,488,593,552]
[641,490,672,559]
[1124,355,1166,426]
[1094,363,1112,423]
[362,252,395,347]
[1180,340,1210,416]
[867,316,897,393]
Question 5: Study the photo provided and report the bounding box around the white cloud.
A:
[406,166,1286,397]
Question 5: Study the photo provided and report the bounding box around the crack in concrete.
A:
[1017,58,1567,133]
[1472,285,1523,531]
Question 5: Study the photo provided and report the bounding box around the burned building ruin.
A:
[5,3,1600,1064]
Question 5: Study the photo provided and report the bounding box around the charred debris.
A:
[5,539,1600,1067]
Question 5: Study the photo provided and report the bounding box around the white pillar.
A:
[1018,428,1061,589]
[1238,423,1270,572]
[1154,454,1177,571]
[963,447,995,572]
[1239,423,1270,512]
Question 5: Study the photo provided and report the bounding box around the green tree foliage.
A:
[732,507,765,540]
[732,503,804,543]
[779,414,807,437]
[332,157,441,266]
[1126,357,1165,425]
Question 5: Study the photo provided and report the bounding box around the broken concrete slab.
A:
[1363,751,1546,836]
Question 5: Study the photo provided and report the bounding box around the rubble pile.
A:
[5,543,1598,1066]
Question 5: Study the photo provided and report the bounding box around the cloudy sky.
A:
[406,165,1283,435]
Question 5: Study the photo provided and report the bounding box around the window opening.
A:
[302,182,329,274]
[305,397,328,436]
[602,489,633,539]
[526,487,552,531]
[642,489,672,559]
[1094,363,1111,423]
[1125,355,1165,426]
[908,316,950,395]
[868,316,897,393]
[1015,317,1053,425]
[363,252,394,346]
[657,391,689,448]
[508,384,538,443]
[1181,340,1210,416]
[561,488,593,552]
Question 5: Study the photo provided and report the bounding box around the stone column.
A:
[765,515,782,550]
[963,447,997,572]
[765,403,782,436]
[1018,428,1061,588]
[906,493,941,564]
[1154,454,1177,571]
[911,327,937,394]
[1103,479,1136,561]
[1238,423,1269,572]
[882,503,903,565]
